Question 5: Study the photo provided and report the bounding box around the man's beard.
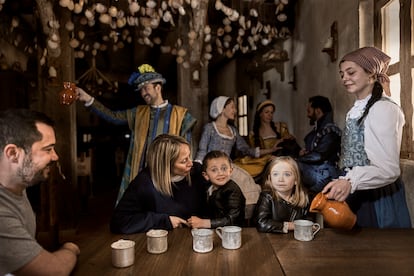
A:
[309,118,316,126]
[17,154,52,188]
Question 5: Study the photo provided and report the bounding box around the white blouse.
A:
[345,97,405,193]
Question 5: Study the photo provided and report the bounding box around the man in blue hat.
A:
[77,64,197,204]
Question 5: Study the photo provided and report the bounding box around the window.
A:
[375,0,414,158]
[238,95,248,136]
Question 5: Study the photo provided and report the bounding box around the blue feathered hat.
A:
[127,64,166,92]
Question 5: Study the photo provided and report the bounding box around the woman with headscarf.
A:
[322,47,411,228]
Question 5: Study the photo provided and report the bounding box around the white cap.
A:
[209,96,230,119]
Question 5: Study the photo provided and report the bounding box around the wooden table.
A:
[267,228,414,276]
[71,227,283,275]
[72,227,414,276]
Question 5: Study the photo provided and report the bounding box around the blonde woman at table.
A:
[254,156,310,233]
[322,47,411,228]
[110,134,208,234]
[188,151,246,229]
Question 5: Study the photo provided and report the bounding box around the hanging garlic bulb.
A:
[249,9,258,17]
[69,38,80,48]
[78,30,85,40]
[108,6,118,17]
[215,0,222,10]
[129,2,140,14]
[84,9,94,20]
[99,14,111,24]
[277,13,287,22]
[147,0,157,8]
[74,3,83,13]
[117,18,127,28]
[95,3,107,13]
[65,20,74,31]
[191,0,200,9]
[153,37,162,44]
[59,0,69,8]
[176,56,184,64]
[67,1,74,10]
[178,6,185,16]
[48,66,57,78]
[178,48,186,56]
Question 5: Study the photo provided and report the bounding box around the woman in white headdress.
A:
[195,96,277,163]
[195,96,279,208]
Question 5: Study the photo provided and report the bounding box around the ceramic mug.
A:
[111,239,135,268]
[215,226,242,249]
[59,81,77,105]
[293,220,320,241]
[146,229,168,254]
[191,228,213,253]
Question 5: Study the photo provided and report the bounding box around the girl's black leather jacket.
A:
[254,191,310,233]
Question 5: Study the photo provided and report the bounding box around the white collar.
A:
[347,94,371,119]
[171,175,185,182]
[151,100,168,109]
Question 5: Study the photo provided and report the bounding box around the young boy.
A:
[188,151,246,228]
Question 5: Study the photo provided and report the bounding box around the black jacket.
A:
[208,180,246,228]
[110,163,208,234]
[297,112,341,165]
[254,191,309,233]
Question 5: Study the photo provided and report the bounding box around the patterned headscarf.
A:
[340,47,391,96]
[127,64,166,92]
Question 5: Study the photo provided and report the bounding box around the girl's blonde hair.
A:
[263,156,308,208]
[147,134,191,196]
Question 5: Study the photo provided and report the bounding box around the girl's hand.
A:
[169,216,190,228]
[187,216,211,229]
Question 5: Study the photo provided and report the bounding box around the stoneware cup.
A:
[293,219,321,241]
[215,226,242,249]
[111,239,135,268]
[59,81,77,105]
[191,228,214,253]
[146,229,168,254]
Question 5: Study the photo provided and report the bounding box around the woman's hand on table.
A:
[169,216,190,228]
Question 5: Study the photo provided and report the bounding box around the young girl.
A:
[188,151,246,228]
[323,47,411,228]
[255,156,310,233]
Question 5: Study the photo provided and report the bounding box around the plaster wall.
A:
[260,0,361,146]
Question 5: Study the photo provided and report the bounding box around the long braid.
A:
[357,82,383,125]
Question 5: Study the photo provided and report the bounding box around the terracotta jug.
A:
[309,192,356,230]
[59,82,77,105]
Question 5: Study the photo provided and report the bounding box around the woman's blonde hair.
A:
[263,156,309,208]
[147,134,191,196]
